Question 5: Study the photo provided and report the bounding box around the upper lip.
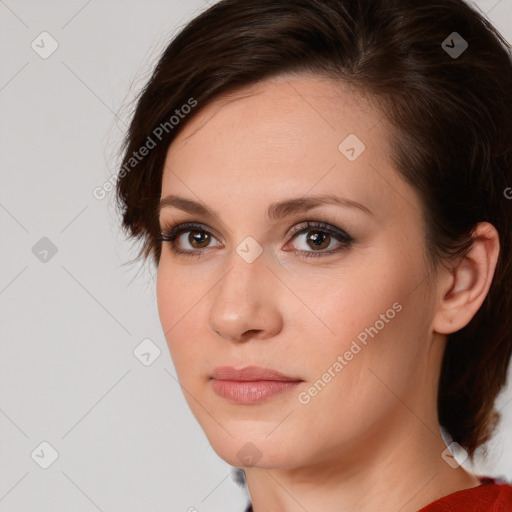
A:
[211,365,302,382]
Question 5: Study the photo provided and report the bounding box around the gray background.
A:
[0,1,511,511]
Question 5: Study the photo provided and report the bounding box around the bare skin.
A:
[156,73,499,512]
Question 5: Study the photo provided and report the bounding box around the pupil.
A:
[308,232,329,249]
[190,231,210,248]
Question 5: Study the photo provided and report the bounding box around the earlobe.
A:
[433,222,500,335]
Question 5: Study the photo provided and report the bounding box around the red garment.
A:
[417,476,512,511]
[242,475,512,511]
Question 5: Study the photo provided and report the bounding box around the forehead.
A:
[161,73,421,227]
[171,73,384,155]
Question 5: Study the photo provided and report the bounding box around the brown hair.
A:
[115,0,512,459]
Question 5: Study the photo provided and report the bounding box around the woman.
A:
[115,0,512,510]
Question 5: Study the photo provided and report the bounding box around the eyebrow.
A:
[157,193,373,222]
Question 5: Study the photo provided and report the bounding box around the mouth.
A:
[211,365,302,381]
[210,365,304,403]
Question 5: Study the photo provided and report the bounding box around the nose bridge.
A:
[208,243,282,340]
[215,243,268,308]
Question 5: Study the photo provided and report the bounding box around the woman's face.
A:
[156,74,442,470]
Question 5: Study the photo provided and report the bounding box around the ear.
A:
[433,222,500,335]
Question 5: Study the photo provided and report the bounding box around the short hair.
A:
[115,0,512,459]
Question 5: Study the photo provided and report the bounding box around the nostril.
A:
[242,329,261,339]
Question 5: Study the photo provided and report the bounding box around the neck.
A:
[244,410,480,512]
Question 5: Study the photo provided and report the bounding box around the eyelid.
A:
[159,221,223,243]
[287,221,353,242]
[159,220,352,243]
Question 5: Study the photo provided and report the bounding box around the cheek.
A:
[156,262,206,375]
[156,256,207,328]
[296,244,428,398]
[156,263,181,334]
[293,302,426,452]
[283,259,404,359]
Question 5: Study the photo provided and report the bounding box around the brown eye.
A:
[159,222,222,257]
[159,221,353,260]
[186,230,211,249]
[303,231,331,250]
[286,221,354,258]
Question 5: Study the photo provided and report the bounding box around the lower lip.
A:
[211,379,301,403]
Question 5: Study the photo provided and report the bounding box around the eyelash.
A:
[158,221,354,260]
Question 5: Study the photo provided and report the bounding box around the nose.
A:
[208,250,283,342]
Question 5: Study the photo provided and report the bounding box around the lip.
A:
[210,366,303,404]
[210,365,301,381]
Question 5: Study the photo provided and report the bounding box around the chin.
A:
[203,428,304,470]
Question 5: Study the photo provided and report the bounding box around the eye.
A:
[158,220,354,259]
[158,222,221,258]
[284,221,354,259]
